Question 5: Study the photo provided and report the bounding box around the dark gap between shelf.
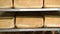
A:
[0,31,57,34]
[0,12,15,17]
[16,11,44,17]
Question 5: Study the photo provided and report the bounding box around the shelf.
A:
[0,8,60,11]
[0,8,60,32]
[0,28,60,32]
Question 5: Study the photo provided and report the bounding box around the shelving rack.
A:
[0,8,60,32]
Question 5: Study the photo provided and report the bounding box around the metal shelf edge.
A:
[0,8,60,11]
[0,28,60,32]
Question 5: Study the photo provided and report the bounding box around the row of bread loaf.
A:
[0,0,60,8]
[0,15,60,28]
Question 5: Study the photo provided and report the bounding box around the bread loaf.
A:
[45,15,60,27]
[44,0,60,8]
[0,0,12,8]
[0,17,14,28]
[16,17,43,28]
[14,0,43,8]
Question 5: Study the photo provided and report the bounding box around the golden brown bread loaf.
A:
[16,17,43,28]
[44,0,60,8]
[0,0,12,8]
[14,0,43,8]
[0,17,14,28]
[45,15,60,27]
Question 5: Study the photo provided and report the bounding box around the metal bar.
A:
[20,8,59,11]
[0,28,60,32]
[0,8,60,11]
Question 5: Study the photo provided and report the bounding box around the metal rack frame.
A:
[0,8,60,32]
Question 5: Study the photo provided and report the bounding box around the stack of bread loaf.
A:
[0,0,12,8]
[0,17,14,28]
[16,16,43,28]
[14,0,43,8]
[45,15,60,27]
[44,0,60,7]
